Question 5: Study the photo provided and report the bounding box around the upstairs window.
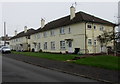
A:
[37,33,40,39]
[68,27,71,33]
[43,32,47,37]
[87,24,92,29]
[50,30,55,36]
[34,34,37,39]
[100,26,104,31]
[60,27,65,34]
[94,26,96,30]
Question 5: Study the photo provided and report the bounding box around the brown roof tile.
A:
[11,29,36,40]
[11,11,116,39]
[39,11,115,32]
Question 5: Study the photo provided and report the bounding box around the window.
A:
[94,40,97,46]
[44,42,47,50]
[100,26,104,31]
[34,34,37,39]
[68,27,71,33]
[94,26,96,29]
[28,36,30,39]
[43,32,47,37]
[51,41,55,50]
[38,43,41,49]
[34,43,37,48]
[88,39,92,45]
[60,27,65,34]
[60,41,65,49]
[50,30,55,36]
[37,33,40,39]
[87,24,92,29]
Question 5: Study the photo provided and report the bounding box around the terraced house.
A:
[10,6,115,54]
[10,26,36,51]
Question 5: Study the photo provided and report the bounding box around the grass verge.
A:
[70,55,120,70]
[12,51,119,70]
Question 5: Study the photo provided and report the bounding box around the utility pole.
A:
[4,22,6,46]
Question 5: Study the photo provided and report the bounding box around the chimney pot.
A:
[41,18,45,28]
[70,6,75,20]
[24,26,27,33]
[15,30,17,36]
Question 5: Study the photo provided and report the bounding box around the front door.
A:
[68,41,72,53]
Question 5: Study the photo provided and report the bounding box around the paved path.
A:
[2,56,99,82]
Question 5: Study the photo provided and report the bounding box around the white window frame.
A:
[37,33,40,39]
[100,26,104,31]
[94,25,96,30]
[51,41,55,50]
[87,24,92,29]
[60,27,65,34]
[94,40,97,46]
[60,41,65,50]
[50,30,55,36]
[38,43,41,49]
[44,42,47,50]
[88,39,92,45]
[68,27,71,34]
[43,32,47,37]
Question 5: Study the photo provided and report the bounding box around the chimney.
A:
[15,30,17,36]
[24,26,27,33]
[70,6,75,20]
[41,18,45,28]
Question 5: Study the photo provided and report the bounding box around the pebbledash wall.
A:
[10,6,115,54]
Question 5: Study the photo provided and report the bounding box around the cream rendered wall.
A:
[30,33,40,51]
[10,36,28,51]
[30,22,86,53]
[86,22,114,53]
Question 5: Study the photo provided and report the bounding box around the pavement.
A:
[2,53,120,84]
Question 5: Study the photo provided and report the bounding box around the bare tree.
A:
[97,31,114,53]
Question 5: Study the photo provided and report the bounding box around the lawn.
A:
[70,55,120,70]
[12,51,78,61]
[12,51,119,70]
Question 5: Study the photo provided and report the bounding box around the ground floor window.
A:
[94,40,97,46]
[60,41,65,50]
[51,41,55,50]
[88,39,92,45]
[38,43,41,49]
[44,42,47,50]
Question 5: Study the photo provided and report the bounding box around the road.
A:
[2,55,99,82]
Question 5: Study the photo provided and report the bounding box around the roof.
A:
[10,29,36,40]
[0,35,11,41]
[11,11,116,38]
[39,11,115,32]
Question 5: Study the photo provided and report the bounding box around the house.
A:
[10,26,36,51]
[29,6,115,54]
[0,35,11,47]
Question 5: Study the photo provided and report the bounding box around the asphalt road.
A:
[2,55,99,82]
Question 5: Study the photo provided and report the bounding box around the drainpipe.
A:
[113,25,116,56]
[85,22,87,54]
[92,22,95,54]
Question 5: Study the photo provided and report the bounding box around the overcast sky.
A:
[0,1,119,37]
